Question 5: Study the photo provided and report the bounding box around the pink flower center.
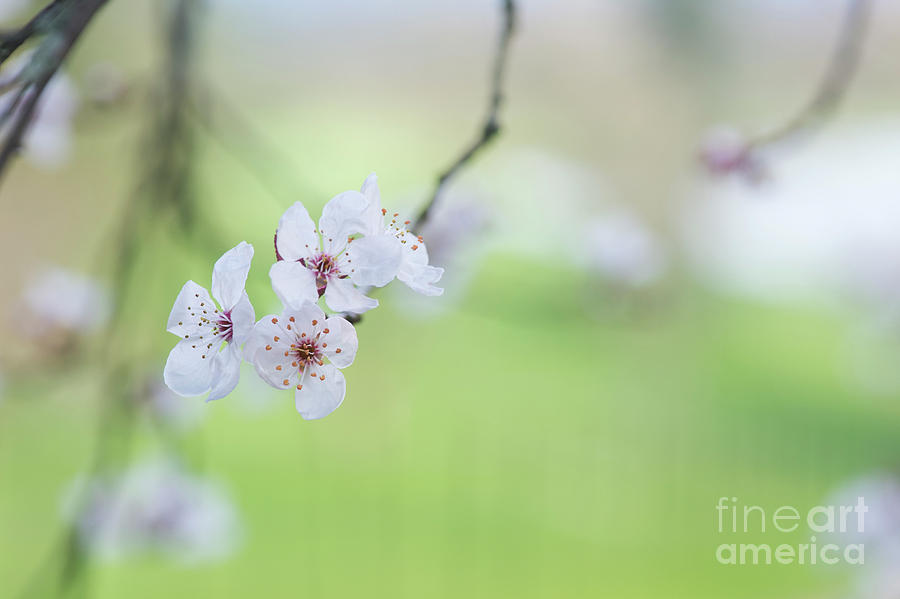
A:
[300,252,341,297]
[212,311,233,342]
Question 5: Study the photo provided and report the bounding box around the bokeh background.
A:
[3,0,900,597]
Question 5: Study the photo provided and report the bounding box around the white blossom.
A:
[359,173,444,296]
[244,300,357,420]
[65,458,240,563]
[270,182,403,314]
[22,267,110,335]
[164,242,255,402]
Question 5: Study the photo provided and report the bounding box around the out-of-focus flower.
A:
[83,62,130,108]
[359,174,444,296]
[244,300,357,420]
[271,179,403,314]
[65,458,240,563]
[164,242,255,402]
[698,126,765,183]
[583,209,666,289]
[0,53,78,168]
[21,267,111,340]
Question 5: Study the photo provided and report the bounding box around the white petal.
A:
[164,339,215,396]
[323,277,378,314]
[283,301,327,336]
[166,281,215,338]
[399,263,445,296]
[359,173,385,236]
[228,291,255,345]
[245,317,296,389]
[295,365,345,420]
[276,202,319,261]
[211,242,253,310]
[320,315,358,368]
[319,190,369,255]
[396,232,444,296]
[206,343,241,402]
[346,234,403,287]
[269,261,319,310]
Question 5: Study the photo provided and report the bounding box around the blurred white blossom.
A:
[21,267,110,336]
[65,458,241,563]
[583,209,666,289]
[0,53,78,168]
[83,62,129,107]
[698,126,764,183]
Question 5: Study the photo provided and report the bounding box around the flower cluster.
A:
[164,174,443,419]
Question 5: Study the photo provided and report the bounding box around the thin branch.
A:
[0,0,67,65]
[750,0,870,149]
[343,0,518,326]
[412,0,516,232]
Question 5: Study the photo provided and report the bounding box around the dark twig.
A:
[0,0,67,65]
[412,0,516,232]
[0,0,109,186]
[343,0,518,326]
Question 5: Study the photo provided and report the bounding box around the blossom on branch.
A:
[164,242,255,401]
[244,301,357,420]
[360,173,444,296]
[271,187,402,314]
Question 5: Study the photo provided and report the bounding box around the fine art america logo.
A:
[715,497,867,565]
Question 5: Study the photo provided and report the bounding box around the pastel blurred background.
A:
[3,0,900,597]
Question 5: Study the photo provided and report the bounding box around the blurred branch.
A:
[0,0,67,65]
[15,2,205,597]
[701,0,871,179]
[751,0,870,149]
[0,0,109,188]
[412,0,517,232]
